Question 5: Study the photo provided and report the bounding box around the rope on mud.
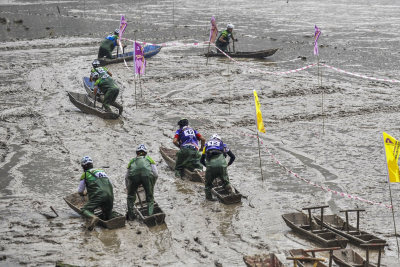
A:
[122,38,399,84]
[241,132,393,210]
[320,63,400,84]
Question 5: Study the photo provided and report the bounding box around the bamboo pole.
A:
[257,131,264,181]
[206,42,211,66]
[384,142,400,258]
[134,78,137,109]
[318,56,325,135]
[139,74,142,98]
[389,181,400,258]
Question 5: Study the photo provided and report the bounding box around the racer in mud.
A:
[215,23,237,53]
[173,118,205,178]
[91,71,120,112]
[78,156,114,230]
[90,59,112,81]
[98,29,124,59]
[200,134,235,201]
[125,144,159,220]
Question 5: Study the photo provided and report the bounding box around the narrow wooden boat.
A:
[211,185,242,204]
[159,146,204,183]
[82,77,123,114]
[282,212,348,248]
[64,193,125,229]
[289,249,327,267]
[243,253,286,267]
[332,249,376,267]
[133,186,166,227]
[205,48,278,59]
[67,91,119,119]
[159,146,242,204]
[314,215,386,246]
[98,44,161,66]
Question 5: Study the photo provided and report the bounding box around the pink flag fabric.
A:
[119,15,127,39]
[314,25,321,56]
[134,42,145,75]
[209,16,218,43]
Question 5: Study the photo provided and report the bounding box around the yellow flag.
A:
[383,132,400,183]
[253,90,266,133]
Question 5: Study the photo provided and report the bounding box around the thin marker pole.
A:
[257,131,264,181]
[389,181,400,258]
[134,78,137,109]
[318,55,325,134]
[140,74,142,98]
[384,141,400,258]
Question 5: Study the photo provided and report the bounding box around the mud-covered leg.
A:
[204,168,216,201]
[126,177,138,221]
[142,175,154,216]
[81,210,99,231]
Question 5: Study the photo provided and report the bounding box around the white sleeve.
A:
[151,164,158,178]
[125,171,130,189]
[78,180,86,193]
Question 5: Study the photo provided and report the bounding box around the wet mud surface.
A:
[1,0,400,266]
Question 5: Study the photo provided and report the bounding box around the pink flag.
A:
[119,15,127,39]
[209,16,218,43]
[314,25,321,56]
[134,42,145,75]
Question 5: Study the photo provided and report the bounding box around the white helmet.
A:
[81,156,93,166]
[136,144,148,153]
[92,59,101,68]
[227,24,234,29]
[211,134,221,141]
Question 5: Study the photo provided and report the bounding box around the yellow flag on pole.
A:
[253,90,266,133]
[383,132,400,183]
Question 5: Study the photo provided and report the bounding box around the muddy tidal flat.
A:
[1,0,400,266]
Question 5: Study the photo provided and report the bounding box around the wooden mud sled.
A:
[133,186,166,227]
[289,247,341,267]
[64,192,125,229]
[205,48,278,59]
[98,45,161,66]
[243,253,285,267]
[82,77,123,115]
[332,243,386,267]
[159,146,242,204]
[67,91,119,119]
[313,208,386,246]
[282,206,348,248]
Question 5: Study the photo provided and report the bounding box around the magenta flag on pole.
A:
[209,16,218,43]
[314,25,321,56]
[134,42,145,75]
[119,15,127,39]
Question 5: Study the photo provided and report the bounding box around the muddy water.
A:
[1,0,400,266]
